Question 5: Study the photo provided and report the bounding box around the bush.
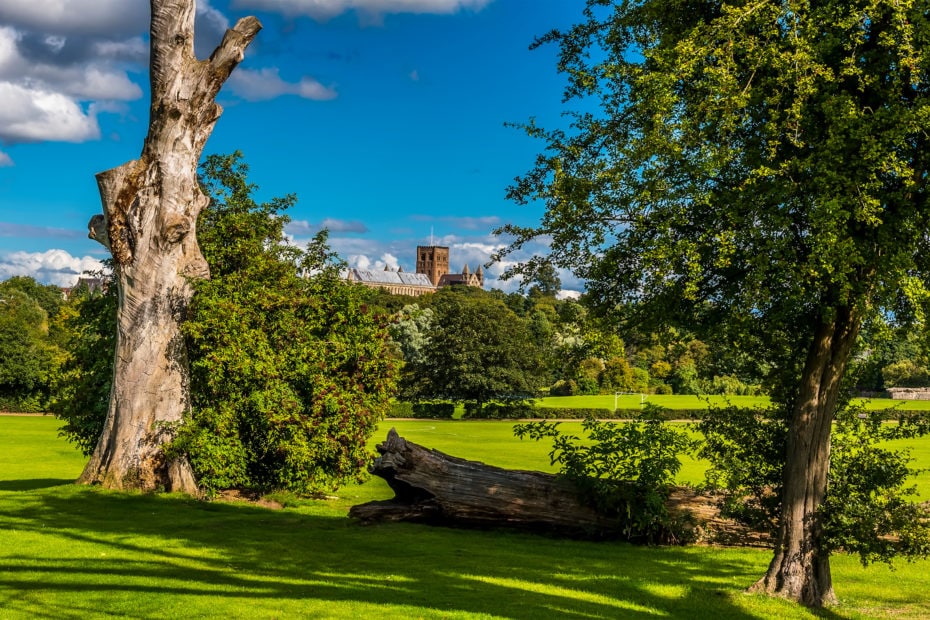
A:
[387,402,414,417]
[699,404,930,565]
[462,401,537,419]
[549,379,579,396]
[0,395,44,413]
[514,408,699,543]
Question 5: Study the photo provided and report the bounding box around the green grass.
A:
[2,415,929,618]
[537,394,930,411]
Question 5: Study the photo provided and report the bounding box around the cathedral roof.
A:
[345,268,434,288]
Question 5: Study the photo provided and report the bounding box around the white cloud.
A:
[197,1,230,35]
[0,1,148,37]
[0,82,100,142]
[349,253,372,269]
[381,252,399,269]
[226,67,337,102]
[0,249,104,287]
[0,23,143,144]
[233,0,492,21]
[0,150,12,166]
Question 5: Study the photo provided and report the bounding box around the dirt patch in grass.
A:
[217,488,285,510]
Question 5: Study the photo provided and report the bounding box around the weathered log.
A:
[351,429,770,544]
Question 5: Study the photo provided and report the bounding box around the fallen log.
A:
[350,429,770,545]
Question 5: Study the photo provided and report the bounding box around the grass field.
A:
[1,415,929,619]
[537,393,930,411]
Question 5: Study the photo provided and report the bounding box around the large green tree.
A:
[58,153,398,496]
[499,0,930,606]
[400,288,545,411]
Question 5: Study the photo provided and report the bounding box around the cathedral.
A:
[345,245,484,297]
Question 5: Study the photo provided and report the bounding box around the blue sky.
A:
[0,0,583,294]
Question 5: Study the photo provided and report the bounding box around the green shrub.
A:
[549,379,578,396]
[699,404,930,566]
[515,405,699,543]
[462,401,537,419]
[387,402,414,417]
[0,395,44,413]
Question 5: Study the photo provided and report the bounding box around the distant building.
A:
[62,276,107,298]
[416,245,484,288]
[438,262,484,288]
[416,245,449,287]
[344,244,485,296]
[345,266,436,297]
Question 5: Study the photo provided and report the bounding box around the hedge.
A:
[463,406,708,420]
[387,402,455,419]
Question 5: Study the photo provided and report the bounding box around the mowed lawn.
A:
[1,416,929,619]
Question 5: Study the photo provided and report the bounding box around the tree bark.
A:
[750,305,861,607]
[351,429,767,544]
[80,0,261,493]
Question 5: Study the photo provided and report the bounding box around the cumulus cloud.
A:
[234,0,492,21]
[0,249,104,287]
[0,0,315,149]
[0,82,101,142]
[347,252,399,272]
[0,19,142,145]
[0,150,12,166]
[0,1,148,38]
[227,67,337,101]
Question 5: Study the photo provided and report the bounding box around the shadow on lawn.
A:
[0,487,846,619]
[0,478,75,491]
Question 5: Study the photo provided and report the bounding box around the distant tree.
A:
[390,304,434,367]
[0,288,57,412]
[52,272,117,453]
[0,276,63,319]
[498,0,930,606]
[401,288,545,411]
[527,261,561,299]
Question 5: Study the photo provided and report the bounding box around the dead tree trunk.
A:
[351,429,765,543]
[750,306,861,607]
[80,0,261,493]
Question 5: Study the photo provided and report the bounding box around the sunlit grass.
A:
[1,415,928,618]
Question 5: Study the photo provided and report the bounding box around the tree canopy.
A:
[399,287,545,411]
[499,0,930,606]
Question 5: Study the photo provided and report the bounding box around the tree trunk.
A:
[750,305,861,607]
[80,0,261,493]
[351,429,767,544]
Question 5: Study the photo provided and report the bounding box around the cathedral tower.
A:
[416,245,449,286]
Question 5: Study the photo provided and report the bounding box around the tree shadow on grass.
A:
[0,478,75,491]
[0,487,848,619]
